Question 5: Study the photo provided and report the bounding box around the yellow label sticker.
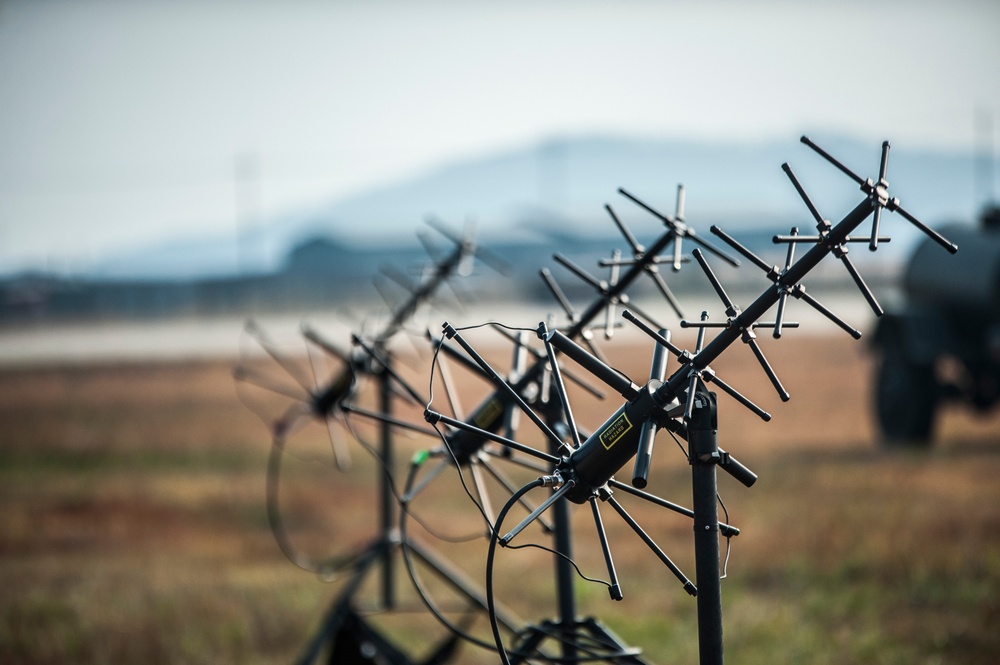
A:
[599,412,633,450]
[473,398,503,429]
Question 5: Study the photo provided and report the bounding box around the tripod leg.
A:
[294,541,386,665]
[405,537,524,635]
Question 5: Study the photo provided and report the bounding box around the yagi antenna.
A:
[600,202,687,318]
[799,137,958,255]
[617,184,742,269]
[426,138,960,665]
[542,183,724,341]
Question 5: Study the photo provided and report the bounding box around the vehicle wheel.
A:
[874,347,938,446]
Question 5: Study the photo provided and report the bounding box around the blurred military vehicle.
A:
[872,205,1000,445]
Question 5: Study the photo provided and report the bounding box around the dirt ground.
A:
[1,331,998,664]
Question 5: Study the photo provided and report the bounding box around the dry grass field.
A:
[1,330,998,664]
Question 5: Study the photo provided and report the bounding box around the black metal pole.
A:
[688,383,723,665]
[553,486,578,661]
[660,197,875,401]
[543,398,578,663]
[565,227,679,341]
[379,354,396,609]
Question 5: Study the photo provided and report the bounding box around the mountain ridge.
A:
[90,133,987,280]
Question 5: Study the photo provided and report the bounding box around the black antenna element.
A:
[411,185,717,474]
[544,137,958,504]
[617,186,742,269]
[799,137,958,255]
[236,218,530,665]
[450,138,959,665]
[403,187,731,661]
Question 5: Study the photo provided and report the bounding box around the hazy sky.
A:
[1,0,998,274]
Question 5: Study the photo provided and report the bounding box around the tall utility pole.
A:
[235,150,261,276]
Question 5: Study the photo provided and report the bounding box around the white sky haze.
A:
[1,0,998,274]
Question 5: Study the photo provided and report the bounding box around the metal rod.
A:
[425,410,561,465]
[554,253,606,292]
[659,196,875,402]
[539,267,576,321]
[244,319,313,391]
[301,324,352,363]
[500,480,576,545]
[772,235,891,244]
[543,328,640,400]
[791,285,862,339]
[704,370,771,422]
[590,497,623,601]
[622,309,685,357]
[436,349,465,422]
[710,225,772,273]
[607,479,740,537]
[488,323,606,399]
[442,323,571,454]
[352,333,429,405]
[617,187,741,267]
[800,135,865,185]
[605,203,644,255]
[607,496,696,595]
[869,141,891,250]
[480,459,555,533]
[692,249,739,317]
[744,335,790,401]
[539,323,583,449]
[378,359,396,609]
[341,403,439,438]
[839,252,884,316]
[890,201,960,253]
[632,331,669,488]
[780,162,826,226]
[604,249,622,339]
[565,220,680,340]
[647,267,686,318]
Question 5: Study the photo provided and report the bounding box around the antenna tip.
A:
[882,140,891,149]
[799,135,809,144]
